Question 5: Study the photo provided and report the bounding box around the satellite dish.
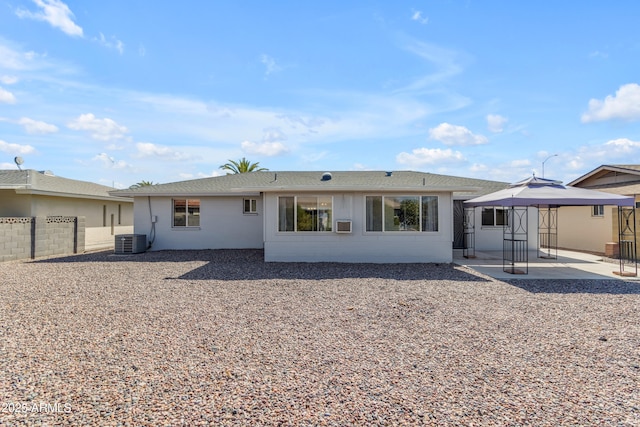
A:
[14,156,24,170]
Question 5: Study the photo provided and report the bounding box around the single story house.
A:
[112,171,508,263]
[0,169,134,251]
[558,164,640,255]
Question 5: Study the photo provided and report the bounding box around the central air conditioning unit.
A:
[335,220,352,233]
[114,234,147,254]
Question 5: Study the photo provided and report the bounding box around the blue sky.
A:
[1,1,639,188]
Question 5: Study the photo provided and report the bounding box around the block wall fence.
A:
[0,216,85,262]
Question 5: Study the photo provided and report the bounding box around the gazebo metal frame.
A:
[463,176,637,276]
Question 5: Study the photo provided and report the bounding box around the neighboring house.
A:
[559,164,640,255]
[0,169,133,251]
[112,171,507,263]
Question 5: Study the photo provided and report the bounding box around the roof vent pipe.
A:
[385,171,393,177]
[321,172,332,181]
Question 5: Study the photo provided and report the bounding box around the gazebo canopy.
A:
[464,176,635,208]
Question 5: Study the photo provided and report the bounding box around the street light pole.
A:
[542,154,558,178]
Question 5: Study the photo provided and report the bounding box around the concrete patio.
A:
[454,248,640,281]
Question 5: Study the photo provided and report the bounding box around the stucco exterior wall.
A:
[263,192,454,263]
[0,190,32,216]
[85,225,135,251]
[29,195,132,228]
[0,191,133,250]
[557,206,615,254]
[470,206,539,252]
[135,196,264,251]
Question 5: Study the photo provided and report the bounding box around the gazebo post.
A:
[615,206,638,277]
[463,207,476,258]
[538,206,558,259]
[503,205,528,274]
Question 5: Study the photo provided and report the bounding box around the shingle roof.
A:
[0,169,132,202]
[111,170,508,197]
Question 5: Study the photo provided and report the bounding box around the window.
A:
[278,196,332,232]
[103,205,107,227]
[118,204,122,225]
[173,199,200,227]
[244,199,258,214]
[592,205,604,217]
[365,195,438,232]
[481,207,508,227]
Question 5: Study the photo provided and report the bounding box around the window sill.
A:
[171,227,201,231]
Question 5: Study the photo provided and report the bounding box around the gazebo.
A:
[464,176,637,276]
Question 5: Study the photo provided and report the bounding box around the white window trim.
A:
[364,195,440,233]
[172,198,201,228]
[481,207,509,229]
[592,205,605,217]
[277,195,334,233]
[243,198,258,215]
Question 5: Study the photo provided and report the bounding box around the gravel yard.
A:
[1,249,639,426]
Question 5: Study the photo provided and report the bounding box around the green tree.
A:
[129,180,156,189]
[219,157,268,174]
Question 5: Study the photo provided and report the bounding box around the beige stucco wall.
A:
[0,191,133,250]
[85,225,135,251]
[0,190,31,216]
[29,195,132,228]
[556,206,615,254]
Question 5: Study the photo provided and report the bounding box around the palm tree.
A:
[129,180,156,189]
[219,157,268,174]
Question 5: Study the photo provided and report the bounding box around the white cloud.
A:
[181,170,225,179]
[0,75,18,84]
[604,138,640,154]
[16,0,83,37]
[300,150,329,163]
[261,54,282,77]
[67,113,129,141]
[0,87,16,104]
[411,10,429,24]
[134,142,192,160]
[352,163,371,171]
[241,140,289,157]
[0,140,37,155]
[486,114,508,133]
[428,123,488,146]
[0,42,49,72]
[95,33,124,54]
[93,153,129,169]
[469,163,488,173]
[18,117,59,134]
[262,127,287,143]
[396,147,465,167]
[581,83,640,122]
[589,50,608,59]
[509,159,531,168]
[394,38,466,94]
[574,138,640,161]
